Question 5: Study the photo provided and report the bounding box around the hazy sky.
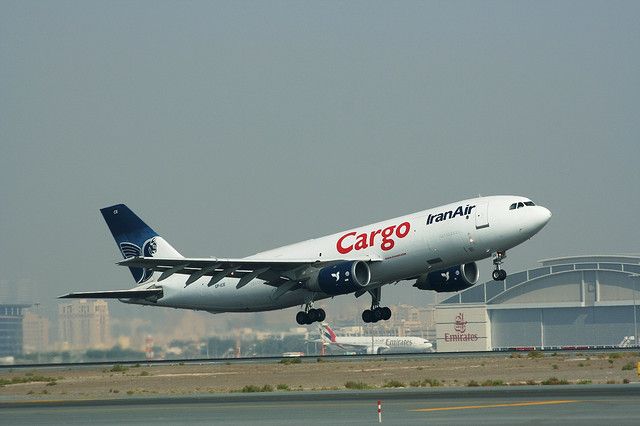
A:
[1,1,639,324]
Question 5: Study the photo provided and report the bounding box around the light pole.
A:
[633,275,638,347]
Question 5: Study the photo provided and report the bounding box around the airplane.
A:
[318,323,433,354]
[60,195,551,324]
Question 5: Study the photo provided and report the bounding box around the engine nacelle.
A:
[306,261,371,295]
[413,262,479,292]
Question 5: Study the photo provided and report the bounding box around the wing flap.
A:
[118,255,382,286]
[58,289,163,299]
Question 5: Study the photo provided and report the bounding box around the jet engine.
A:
[413,262,479,292]
[306,260,371,295]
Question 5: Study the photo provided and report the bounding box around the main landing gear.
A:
[362,288,392,323]
[492,250,508,281]
[296,303,326,325]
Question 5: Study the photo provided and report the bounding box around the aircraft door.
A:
[422,221,468,266]
[475,203,489,229]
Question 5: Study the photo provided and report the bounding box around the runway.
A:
[3,385,640,425]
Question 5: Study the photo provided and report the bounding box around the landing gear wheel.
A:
[492,251,508,281]
[296,311,309,325]
[381,307,392,321]
[373,307,384,322]
[492,269,507,281]
[316,308,326,322]
[307,309,320,323]
[362,309,373,323]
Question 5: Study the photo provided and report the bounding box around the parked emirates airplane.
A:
[61,196,551,325]
[319,323,433,354]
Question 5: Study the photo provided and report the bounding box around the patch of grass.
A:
[240,384,274,393]
[316,358,325,363]
[279,358,302,365]
[276,383,290,391]
[132,363,140,368]
[509,353,522,359]
[541,377,569,385]
[110,364,128,373]
[552,364,559,370]
[577,380,592,385]
[0,375,58,386]
[528,350,544,359]
[344,381,372,390]
[606,379,617,384]
[416,366,423,371]
[608,359,614,365]
[621,362,634,371]
[467,380,480,387]
[409,378,441,388]
[609,353,622,360]
[139,371,151,376]
[45,381,57,386]
[382,380,405,388]
[481,380,505,387]
[526,379,537,385]
[126,390,134,395]
[577,362,585,367]
[623,378,630,384]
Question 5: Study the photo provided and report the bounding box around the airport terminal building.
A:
[435,255,640,352]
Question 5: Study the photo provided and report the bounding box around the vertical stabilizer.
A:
[322,323,337,343]
[100,204,183,284]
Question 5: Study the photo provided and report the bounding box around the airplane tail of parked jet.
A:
[100,204,183,285]
[321,323,338,343]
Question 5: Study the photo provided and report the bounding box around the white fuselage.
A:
[330,336,433,354]
[146,195,551,312]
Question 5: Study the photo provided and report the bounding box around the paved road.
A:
[3,385,640,425]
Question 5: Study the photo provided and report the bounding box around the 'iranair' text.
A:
[427,205,475,225]
[337,222,411,254]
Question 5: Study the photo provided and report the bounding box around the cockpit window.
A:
[510,200,536,210]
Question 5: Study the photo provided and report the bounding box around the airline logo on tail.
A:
[118,237,157,283]
[322,323,337,343]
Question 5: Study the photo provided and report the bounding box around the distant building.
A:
[22,311,50,354]
[0,304,30,357]
[332,304,435,341]
[435,255,640,352]
[58,300,111,350]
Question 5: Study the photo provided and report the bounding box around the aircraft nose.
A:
[529,206,552,233]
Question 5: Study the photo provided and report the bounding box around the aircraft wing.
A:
[117,255,382,289]
[59,288,162,299]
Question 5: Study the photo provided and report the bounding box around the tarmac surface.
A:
[3,385,640,425]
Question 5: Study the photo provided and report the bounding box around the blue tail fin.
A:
[100,204,182,284]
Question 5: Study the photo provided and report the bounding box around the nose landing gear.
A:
[492,251,508,281]
[362,287,392,323]
[296,303,326,325]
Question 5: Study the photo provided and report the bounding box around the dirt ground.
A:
[1,351,639,401]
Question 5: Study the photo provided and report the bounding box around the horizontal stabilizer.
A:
[58,288,163,299]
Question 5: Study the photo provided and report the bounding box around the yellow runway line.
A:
[413,400,579,412]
